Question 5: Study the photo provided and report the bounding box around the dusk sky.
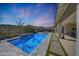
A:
[0,3,57,27]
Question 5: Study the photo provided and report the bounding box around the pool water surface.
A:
[8,33,48,54]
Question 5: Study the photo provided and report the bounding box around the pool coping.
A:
[3,33,51,56]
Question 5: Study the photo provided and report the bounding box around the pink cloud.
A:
[12,4,30,19]
[31,15,52,27]
[18,8,30,18]
[19,9,25,17]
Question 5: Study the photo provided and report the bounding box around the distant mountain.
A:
[0,24,53,38]
[0,24,53,33]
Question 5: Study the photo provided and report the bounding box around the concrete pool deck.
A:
[0,33,51,56]
[60,39,76,56]
[46,33,76,56]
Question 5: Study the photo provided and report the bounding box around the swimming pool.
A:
[8,33,48,54]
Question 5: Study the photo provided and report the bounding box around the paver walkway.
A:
[46,33,68,56]
[46,32,76,56]
[60,39,75,56]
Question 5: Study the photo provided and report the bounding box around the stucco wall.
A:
[76,4,79,56]
[56,23,62,38]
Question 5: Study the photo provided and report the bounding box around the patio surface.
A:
[0,42,25,56]
[0,33,51,56]
[46,33,75,56]
[0,33,75,56]
[46,33,66,56]
[60,39,76,56]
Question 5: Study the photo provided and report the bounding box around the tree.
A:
[16,19,24,34]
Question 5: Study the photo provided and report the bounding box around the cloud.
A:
[12,4,30,19]
[0,4,55,26]
[12,6,30,21]
[33,4,43,13]
[31,7,55,27]
[31,14,53,27]
[18,8,30,18]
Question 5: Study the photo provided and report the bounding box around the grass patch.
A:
[50,51,62,56]
[45,33,53,56]
[55,34,69,56]
[45,32,69,56]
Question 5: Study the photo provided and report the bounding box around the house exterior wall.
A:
[56,23,62,38]
[54,4,69,38]
[54,4,76,39]
[61,12,76,38]
[76,4,79,56]
[54,4,69,26]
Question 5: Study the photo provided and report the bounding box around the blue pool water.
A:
[8,33,48,54]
